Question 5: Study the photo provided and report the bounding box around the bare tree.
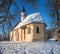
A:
[46,0,60,27]
[0,0,19,39]
[0,0,37,40]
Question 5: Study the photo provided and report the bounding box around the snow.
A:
[14,12,45,30]
[49,38,57,41]
[0,41,60,54]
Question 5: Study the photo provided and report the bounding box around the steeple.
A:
[22,6,25,12]
[21,6,26,21]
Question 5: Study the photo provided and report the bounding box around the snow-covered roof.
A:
[14,12,45,30]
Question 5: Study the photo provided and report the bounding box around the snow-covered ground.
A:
[0,41,60,54]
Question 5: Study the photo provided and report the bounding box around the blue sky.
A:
[18,0,51,27]
[14,0,51,28]
[0,0,52,35]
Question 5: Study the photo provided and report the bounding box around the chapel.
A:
[10,7,47,42]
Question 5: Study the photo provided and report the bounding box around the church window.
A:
[36,27,40,33]
[27,27,31,34]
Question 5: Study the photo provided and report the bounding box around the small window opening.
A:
[36,27,40,33]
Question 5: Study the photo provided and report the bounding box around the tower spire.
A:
[22,6,25,12]
[21,6,26,21]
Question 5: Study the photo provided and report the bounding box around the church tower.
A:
[21,7,26,21]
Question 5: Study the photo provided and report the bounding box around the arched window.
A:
[36,27,39,33]
[27,27,31,34]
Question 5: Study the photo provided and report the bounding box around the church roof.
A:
[14,12,45,30]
